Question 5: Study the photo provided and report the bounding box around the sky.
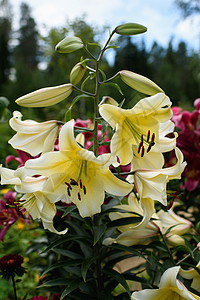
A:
[10,0,200,54]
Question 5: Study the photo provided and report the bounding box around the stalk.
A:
[11,275,17,300]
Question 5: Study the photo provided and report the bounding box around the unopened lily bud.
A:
[99,96,118,106]
[119,70,164,95]
[70,62,86,85]
[55,36,84,53]
[115,23,147,35]
[15,83,73,107]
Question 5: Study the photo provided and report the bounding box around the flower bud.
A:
[70,62,86,85]
[99,96,118,106]
[115,23,147,35]
[119,70,164,95]
[55,36,84,53]
[15,83,73,107]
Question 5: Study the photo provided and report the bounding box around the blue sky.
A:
[11,0,200,52]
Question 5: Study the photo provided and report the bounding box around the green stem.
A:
[176,246,198,266]
[72,85,95,97]
[93,215,103,299]
[11,275,17,300]
[159,230,175,264]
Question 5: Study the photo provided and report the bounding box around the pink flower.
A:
[171,99,200,191]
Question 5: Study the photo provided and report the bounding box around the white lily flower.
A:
[99,92,173,165]
[103,193,159,247]
[180,262,200,292]
[0,166,68,235]
[23,120,133,218]
[131,266,200,299]
[8,111,59,156]
[128,147,186,206]
[157,206,192,246]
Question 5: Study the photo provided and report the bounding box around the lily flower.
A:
[99,92,173,165]
[0,166,67,235]
[127,147,186,206]
[157,205,192,246]
[103,193,160,247]
[180,261,200,292]
[8,111,59,156]
[131,266,200,299]
[22,120,133,218]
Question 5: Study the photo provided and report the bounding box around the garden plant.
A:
[0,22,200,300]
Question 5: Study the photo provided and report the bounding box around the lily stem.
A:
[11,275,17,300]
[176,246,198,266]
[159,230,175,264]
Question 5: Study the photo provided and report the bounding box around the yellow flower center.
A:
[124,117,155,157]
[65,160,88,201]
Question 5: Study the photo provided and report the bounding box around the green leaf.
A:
[110,244,146,260]
[105,45,120,50]
[37,278,67,288]
[93,224,107,245]
[107,216,142,228]
[61,280,80,299]
[61,205,77,217]
[40,259,82,277]
[102,82,123,95]
[99,69,107,81]
[103,269,130,296]
[87,42,101,49]
[81,255,98,282]
[42,234,88,253]
[52,248,83,259]
[65,107,71,122]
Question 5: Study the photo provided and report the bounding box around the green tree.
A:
[0,0,12,91]
[175,0,200,17]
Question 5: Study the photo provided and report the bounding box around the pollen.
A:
[70,178,78,186]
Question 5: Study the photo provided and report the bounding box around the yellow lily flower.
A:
[99,92,173,165]
[22,120,133,218]
[0,166,67,235]
[131,266,200,299]
[180,262,200,292]
[9,111,59,156]
[127,147,186,206]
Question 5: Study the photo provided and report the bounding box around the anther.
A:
[141,145,145,157]
[67,187,71,197]
[70,178,78,186]
[150,133,155,146]
[83,185,86,195]
[137,141,143,154]
[65,182,72,190]
[78,192,81,201]
[147,130,150,143]
[141,134,143,144]
[147,144,152,153]
[79,179,83,189]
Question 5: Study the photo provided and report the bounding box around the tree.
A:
[175,0,200,17]
[0,0,12,91]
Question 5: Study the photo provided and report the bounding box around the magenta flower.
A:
[0,190,30,241]
[171,99,200,191]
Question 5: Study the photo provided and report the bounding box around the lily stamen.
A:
[65,182,72,190]
[79,179,83,189]
[147,130,150,142]
[70,178,78,186]
[83,185,87,195]
[78,192,81,201]
[141,145,145,157]
[67,187,71,197]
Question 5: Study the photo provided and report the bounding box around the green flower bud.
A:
[15,83,73,107]
[115,23,147,35]
[70,62,86,85]
[55,36,84,53]
[119,70,164,95]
